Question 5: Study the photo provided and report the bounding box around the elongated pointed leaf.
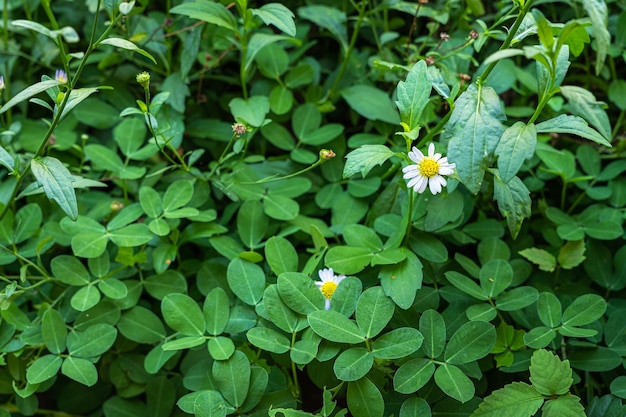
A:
[495,122,537,183]
[98,37,157,64]
[170,1,238,31]
[493,173,531,239]
[252,3,296,36]
[26,355,62,384]
[161,293,206,335]
[0,79,61,114]
[445,321,496,365]
[343,145,396,179]
[308,309,366,344]
[446,83,506,194]
[31,156,78,220]
[536,114,611,147]
[396,60,431,134]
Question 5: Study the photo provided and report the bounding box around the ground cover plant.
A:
[1,0,626,416]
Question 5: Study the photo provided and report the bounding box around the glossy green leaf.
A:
[524,326,557,349]
[298,5,347,50]
[496,287,538,311]
[535,114,611,147]
[325,246,372,275]
[140,186,162,218]
[445,321,496,365]
[26,354,62,384]
[394,358,436,394]
[542,394,586,417]
[434,364,474,403]
[247,327,291,354]
[144,270,188,300]
[355,287,394,338]
[495,122,536,183]
[277,272,324,314]
[237,200,268,249]
[446,83,506,194]
[42,309,67,354]
[529,349,572,396]
[31,156,78,220]
[99,278,128,300]
[118,306,166,343]
[308,310,366,344]
[560,85,611,141]
[347,377,384,417]
[558,240,586,269]
[380,250,423,309]
[400,398,431,417]
[290,340,318,365]
[212,350,250,407]
[562,293,606,327]
[470,382,543,417]
[493,174,531,239]
[341,85,400,125]
[245,33,296,74]
[51,255,91,285]
[396,60,431,136]
[98,37,156,64]
[333,347,373,381]
[445,271,487,300]
[170,1,237,31]
[208,336,235,360]
[71,285,101,312]
[62,356,98,387]
[263,194,299,220]
[265,236,298,276]
[262,285,299,333]
[161,293,206,335]
[343,145,396,179]
[371,327,423,359]
[204,287,230,336]
[227,257,265,306]
[0,79,61,115]
[581,0,609,75]
[253,3,296,36]
[420,309,446,359]
[67,323,117,357]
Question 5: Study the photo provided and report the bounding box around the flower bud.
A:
[55,69,67,84]
[319,149,336,160]
[136,71,150,88]
[232,122,248,136]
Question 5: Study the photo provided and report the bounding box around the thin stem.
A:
[402,191,415,247]
[290,331,300,398]
[477,0,535,84]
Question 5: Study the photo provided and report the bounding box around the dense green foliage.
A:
[1,0,626,416]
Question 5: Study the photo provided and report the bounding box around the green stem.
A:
[290,331,300,398]
[402,191,415,247]
[477,0,535,84]
[239,157,329,185]
[417,101,454,148]
[328,0,368,99]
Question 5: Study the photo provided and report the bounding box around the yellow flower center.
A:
[320,281,338,300]
[418,158,440,178]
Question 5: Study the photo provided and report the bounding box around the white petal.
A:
[408,147,424,163]
[427,143,435,156]
[439,166,454,176]
[324,299,332,310]
[407,175,421,188]
[318,268,334,282]
[416,177,428,193]
[403,165,419,176]
[429,176,443,194]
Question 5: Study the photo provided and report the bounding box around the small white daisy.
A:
[402,143,456,195]
[315,268,346,310]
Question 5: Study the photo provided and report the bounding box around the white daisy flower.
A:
[402,143,456,195]
[315,268,346,310]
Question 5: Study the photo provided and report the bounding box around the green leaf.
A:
[212,350,250,408]
[610,376,626,399]
[558,240,586,269]
[237,200,268,249]
[343,145,396,179]
[26,355,62,384]
[252,3,296,36]
[262,285,299,333]
[263,194,299,220]
[396,60,431,135]
[66,323,117,357]
[434,363,474,403]
[493,174,531,239]
[0,79,61,115]
[103,396,148,417]
[170,1,237,31]
[161,293,206,335]
[560,85,611,141]
[98,37,157,64]
[420,309,446,358]
[380,250,423,309]
[355,287,394,338]
[446,83,506,194]
[51,255,91,285]
[371,327,423,359]
[71,285,101,312]
[245,34,298,74]
[495,122,537,183]
[519,248,557,272]
[60,87,102,120]
[568,346,622,371]
[333,347,373,381]
[542,394,586,417]
[445,321,496,365]
[162,336,206,351]
[229,96,270,128]
[470,382,544,417]
[108,224,152,247]
[246,327,291,354]
[535,114,611,147]
[42,309,67,354]
[0,145,15,172]
[31,157,78,220]
[479,259,513,298]
[537,292,562,328]
[62,357,98,387]
[400,398,431,417]
[146,376,176,417]
[162,180,194,213]
[298,5,348,50]
[394,358,436,394]
[204,287,230,336]
[529,349,573,396]
[241,366,269,412]
[347,377,384,417]
[524,326,557,349]
[265,236,298,276]
[308,310,366,344]
[562,293,606,327]
[99,278,128,300]
[118,306,166,344]
[445,271,487,300]
[277,272,324,314]
[290,340,318,365]
[341,85,400,125]
[227,257,265,306]
[581,0,609,75]
[325,246,372,275]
